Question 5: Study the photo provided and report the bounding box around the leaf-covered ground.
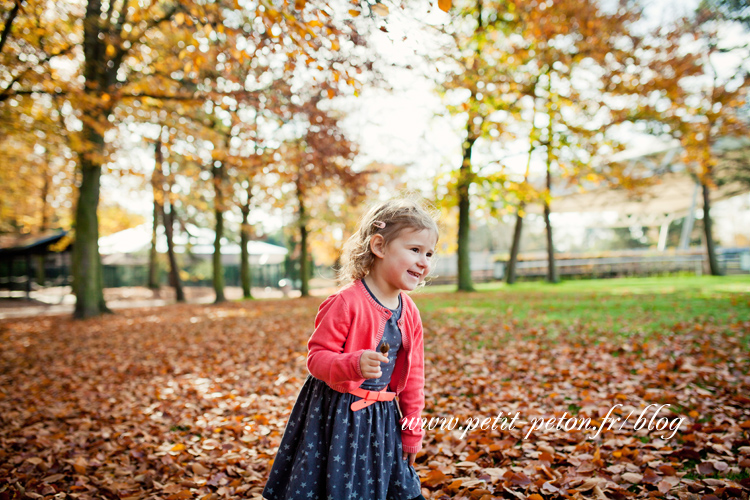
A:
[1,276,750,499]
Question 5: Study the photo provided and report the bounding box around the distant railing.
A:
[427,247,750,284]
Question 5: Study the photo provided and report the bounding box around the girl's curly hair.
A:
[338,198,440,285]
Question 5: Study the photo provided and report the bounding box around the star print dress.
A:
[262,285,421,500]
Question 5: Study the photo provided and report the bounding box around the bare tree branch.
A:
[0,0,22,57]
[0,44,75,101]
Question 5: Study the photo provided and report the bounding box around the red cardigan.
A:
[306,279,425,453]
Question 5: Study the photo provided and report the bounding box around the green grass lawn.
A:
[413,275,750,341]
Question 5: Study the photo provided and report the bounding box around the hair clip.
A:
[373,221,386,229]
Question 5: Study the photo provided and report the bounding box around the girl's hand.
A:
[403,452,416,466]
[359,350,389,378]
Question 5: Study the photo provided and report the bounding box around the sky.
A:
[103,0,750,250]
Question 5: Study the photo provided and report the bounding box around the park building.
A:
[0,224,288,304]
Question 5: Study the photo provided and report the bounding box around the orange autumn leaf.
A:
[422,469,449,487]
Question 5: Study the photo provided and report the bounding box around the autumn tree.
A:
[0,99,75,235]
[626,7,749,275]
[523,1,650,282]
[435,0,524,291]
[434,0,642,285]
[134,0,372,303]
[277,95,362,297]
[1,0,77,236]
[152,132,186,302]
[0,0,76,106]
[428,0,536,285]
[229,109,277,300]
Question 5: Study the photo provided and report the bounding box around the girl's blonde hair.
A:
[339,198,440,284]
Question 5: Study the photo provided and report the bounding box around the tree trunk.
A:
[0,0,21,59]
[148,140,161,290]
[457,120,476,292]
[148,200,160,290]
[300,220,310,297]
[506,208,524,284]
[162,203,185,302]
[72,135,110,318]
[542,201,558,283]
[298,184,310,297]
[701,181,722,276]
[543,145,559,284]
[37,154,51,286]
[35,255,45,287]
[507,133,536,285]
[213,162,226,303]
[156,142,184,302]
[240,188,253,299]
[285,234,297,284]
[72,0,113,318]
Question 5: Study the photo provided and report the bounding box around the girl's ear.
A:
[370,234,386,258]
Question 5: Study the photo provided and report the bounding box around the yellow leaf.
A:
[438,0,452,12]
[175,12,185,25]
[371,3,389,16]
[348,9,360,16]
[171,443,186,451]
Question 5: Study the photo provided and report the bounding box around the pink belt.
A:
[349,387,396,411]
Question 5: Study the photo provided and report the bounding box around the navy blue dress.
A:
[262,285,421,500]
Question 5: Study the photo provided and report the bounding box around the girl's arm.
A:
[398,314,426,455]
[306,294,366,386]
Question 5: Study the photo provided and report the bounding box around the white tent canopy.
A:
[544,171,744,224]
[526,137,748,227]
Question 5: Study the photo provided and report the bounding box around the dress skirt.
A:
[262,375,421,500]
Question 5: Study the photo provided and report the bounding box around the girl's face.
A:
[371,227,437,293]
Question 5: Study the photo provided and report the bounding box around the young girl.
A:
[263,198,438,500]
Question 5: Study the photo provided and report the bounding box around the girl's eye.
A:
[411,248,419,253]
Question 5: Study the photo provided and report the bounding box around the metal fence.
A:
[428,247,750,284]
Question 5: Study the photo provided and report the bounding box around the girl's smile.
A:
[366,228,437,307]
